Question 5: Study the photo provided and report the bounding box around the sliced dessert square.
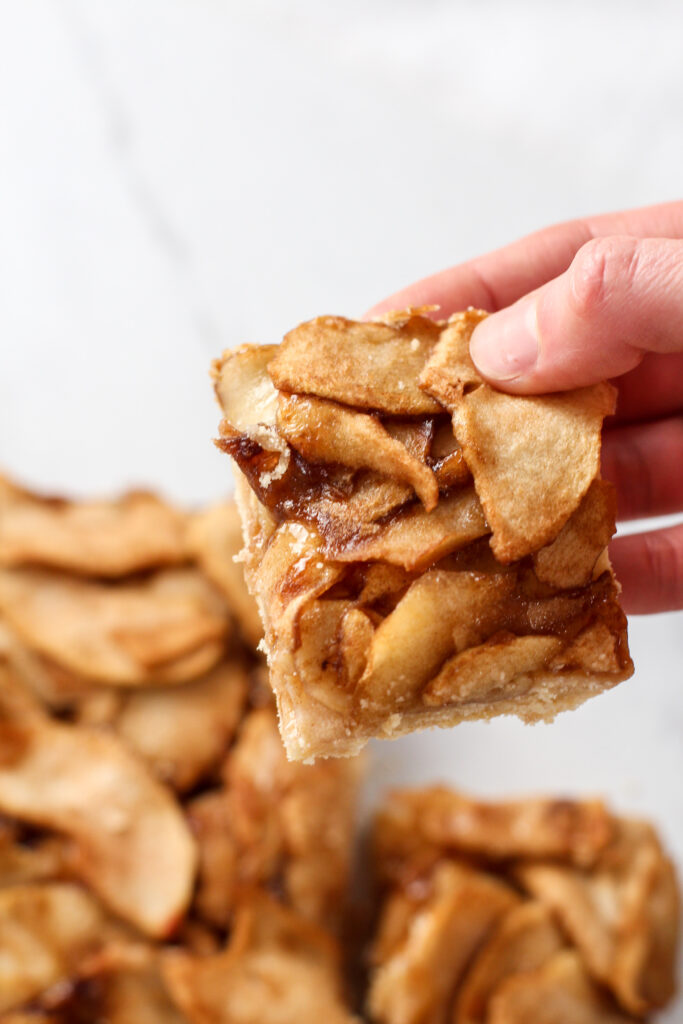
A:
[213,310,632,761]
[368,786,679,1023]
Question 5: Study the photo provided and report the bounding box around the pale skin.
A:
[367,200,683,614]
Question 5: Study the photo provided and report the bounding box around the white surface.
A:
[0,0,682,1013]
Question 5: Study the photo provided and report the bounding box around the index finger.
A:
[366,200,683,318]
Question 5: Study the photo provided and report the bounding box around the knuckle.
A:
[567,236,641,320]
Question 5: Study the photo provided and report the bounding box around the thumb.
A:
[469,236,683,393]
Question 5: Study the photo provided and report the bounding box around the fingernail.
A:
[470,298,539,382]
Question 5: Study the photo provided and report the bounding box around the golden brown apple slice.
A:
[277,393,438,510]
[516,820,680,1016]
[268,315,443,415]
[374,788,614,876]
[0,713,196,937]
[487,951,637,1024]
[0,568,229,686]
[455,901,565,1024]
[0,883,106,1013]
[0,476,188,577]
[115,660,248,792]
[163,892,356,1024]
[368,862,518,1024]
[449,383,616,562]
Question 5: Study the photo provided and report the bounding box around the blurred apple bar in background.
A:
[0,474,359,1023]
[368,786,679,1024]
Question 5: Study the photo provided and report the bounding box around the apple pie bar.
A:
[212,309,633,761]
[369,786,680,1023]
[0,475,359,1023]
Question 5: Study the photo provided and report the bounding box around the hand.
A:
[367,201,683,614]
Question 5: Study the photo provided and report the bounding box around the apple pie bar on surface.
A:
[0,475,359,1023]
[368,787,680,1024]
[212,309,633,761]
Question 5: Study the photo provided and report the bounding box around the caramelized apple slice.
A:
[0,712,196,936]
[268,315,443,415]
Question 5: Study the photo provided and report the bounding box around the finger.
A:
[601,417,683,521]
[365,200,683,318]
[610,351,683,425]
[609,524,683,614]
[468,237,683,393]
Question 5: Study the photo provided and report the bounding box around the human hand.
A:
[367,201,683,614]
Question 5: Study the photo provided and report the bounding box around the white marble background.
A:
[1,0,682,1010]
